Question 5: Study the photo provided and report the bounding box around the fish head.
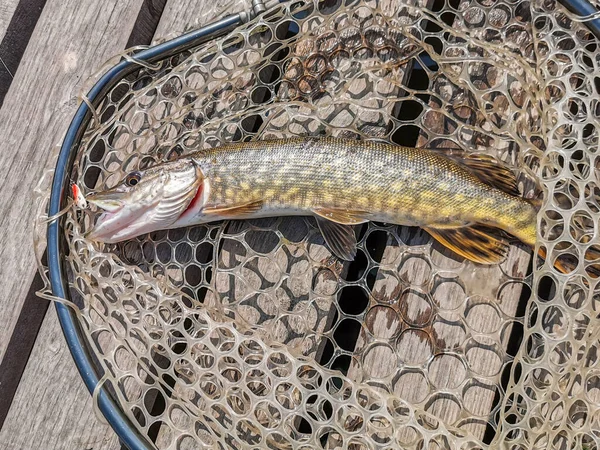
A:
[86,159,204,243]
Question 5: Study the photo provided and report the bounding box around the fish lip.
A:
[84,210,119,242]
[85,193,124,242]
[86,192,125,213]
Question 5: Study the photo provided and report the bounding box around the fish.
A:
[85,136,541,266]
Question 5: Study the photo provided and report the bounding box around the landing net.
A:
[35,0,600,448]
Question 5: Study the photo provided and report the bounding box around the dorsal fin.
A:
[452,154,521,197]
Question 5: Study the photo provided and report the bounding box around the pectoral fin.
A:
[203,200,263,217]
[425,224,509,264]
[315,216,358,261]
[312,207,371,225]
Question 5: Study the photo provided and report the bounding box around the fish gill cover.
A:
[34,0,600,448]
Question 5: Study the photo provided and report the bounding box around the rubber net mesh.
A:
[34,0,600,448]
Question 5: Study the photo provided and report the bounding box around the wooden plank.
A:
[0,0,146,447]
[0,0,18,42]
[346,4,533,440]
[0,310,120,449]
[0,0,49,106]
[0,272,48,428]
[154,0,250,43]
[126,0,168,48]
[0,0,144,363]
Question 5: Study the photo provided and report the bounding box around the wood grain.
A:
[0,0,145,447]
[0,272,48,428]
[153,0,250,44]
[0,311,121,450]
[126,0,168,48]
[0,0,143,363]
[0,0,50,107]
[0,0,18,42]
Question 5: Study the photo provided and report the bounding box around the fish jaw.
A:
[86,159,203,243]
[86,206,149,243]
[86,186,127,212]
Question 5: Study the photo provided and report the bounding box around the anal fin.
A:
[315,216,358,261]
[203,200,263,217]
[425,224,509,265]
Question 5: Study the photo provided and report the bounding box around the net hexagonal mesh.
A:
[33,0,600,448]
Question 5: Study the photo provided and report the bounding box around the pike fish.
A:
[86,137,540,265]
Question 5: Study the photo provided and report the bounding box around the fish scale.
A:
[86,137,539,264]
[187,137,534,235]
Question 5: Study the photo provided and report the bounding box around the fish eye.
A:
[125,172,142,186]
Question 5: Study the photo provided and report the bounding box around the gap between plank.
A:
[0,270,48,430]
[0,0,167,438]
[0,0,48,107]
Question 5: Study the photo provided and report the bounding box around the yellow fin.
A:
[425,224,509,265]
[452,153,520,197]
[312,207,370,225]
[203,200,263,217]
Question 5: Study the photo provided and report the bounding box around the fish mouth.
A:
[86,192,125,213]
[85,206,150,243]
[85,190,131,242]
[85,215,119,243]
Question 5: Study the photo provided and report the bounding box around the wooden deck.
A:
[0,0,531,449]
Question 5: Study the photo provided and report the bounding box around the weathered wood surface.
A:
[0,0,144,364]
[0,0,145,447]
[0,311,121,450]
[154,0,249,43]
[0,0,50,107]
[0,0,18,42]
